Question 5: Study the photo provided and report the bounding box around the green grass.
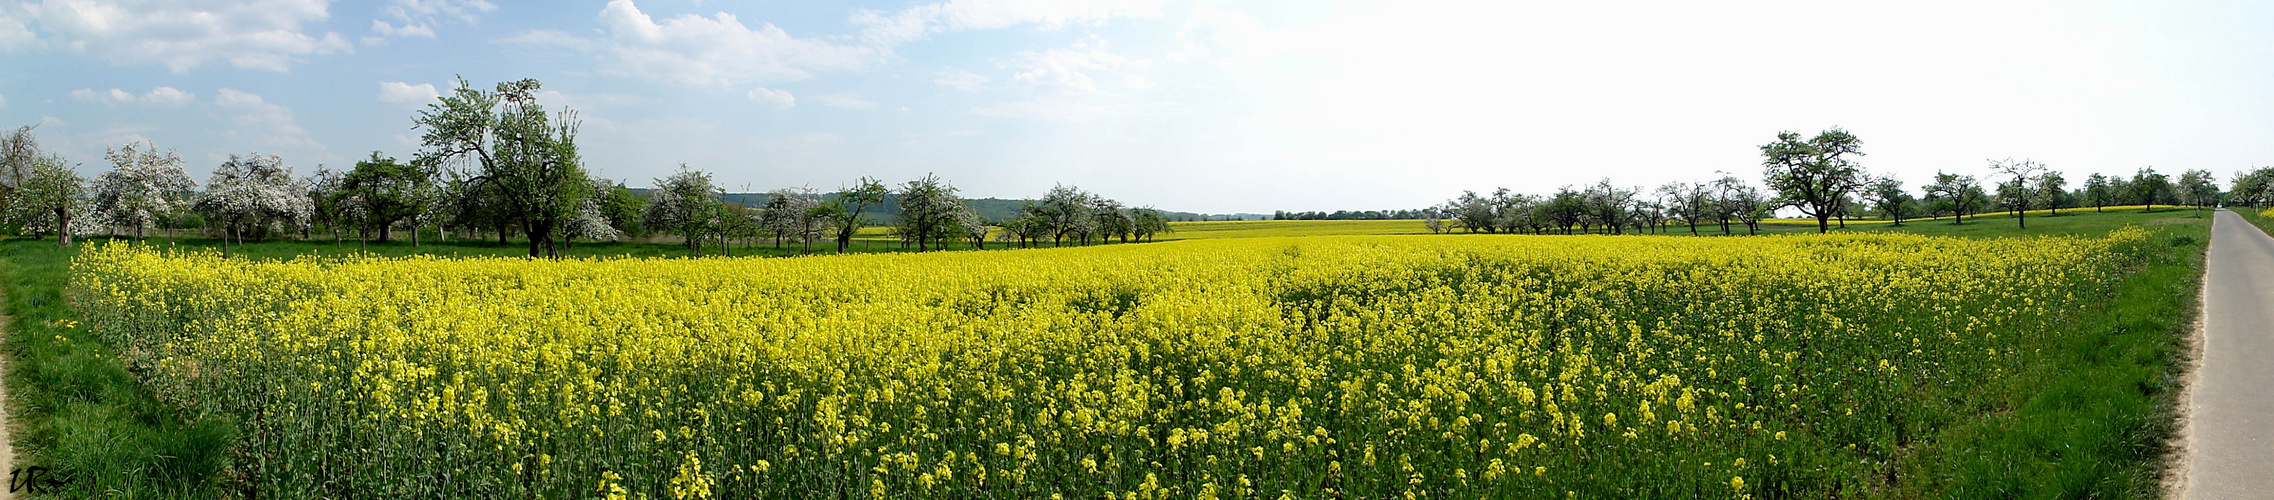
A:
[2,238,229,498]
[1880,214,2203,499]
[0,207,2211,498]
[1851,205,2207,498]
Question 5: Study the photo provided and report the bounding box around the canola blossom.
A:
[71,230,2151,498]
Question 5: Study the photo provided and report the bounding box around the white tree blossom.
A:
[196,152,313,242]
[564,193,622,243]
[90,141,196,238]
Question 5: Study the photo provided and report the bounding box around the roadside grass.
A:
[2,238,228,498]
[0,207,2208,498]
[1869,208,2205,499]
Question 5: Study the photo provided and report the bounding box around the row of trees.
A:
[1272,209,1436,220]
[1428,128,2234,235]
[1,78,1179,257]
[634,169,1172,255]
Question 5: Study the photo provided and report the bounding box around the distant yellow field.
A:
[844,219,1438,244]
[1158,219,1435,239]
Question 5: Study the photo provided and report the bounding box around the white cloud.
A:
[69,86,195,106]
[69,88,118,104]
[0,94,8,108]
[17,0,351,72]
[370,20,434,38]
[970,96,1170,122]
[747,87,794,109]
[853,0,1165,46]
[369,0,494,41]
[213,88,270,109]
[968,38,1165,122]
[1011,39,1150,93]
[934,69,989,91]
[211,88,327,156]
[505,0,873,87]
[0,8,33,51]
[377,81,440,104]
[141,86,193,107]
[1170,6,1278,65]
[810,93,877,110]
[386,0,495,23]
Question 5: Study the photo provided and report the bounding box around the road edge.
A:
[2163,245,2206,499]
[2165,209,2229,499]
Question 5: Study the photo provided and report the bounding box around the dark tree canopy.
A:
[340,151,434,242]
[1760,128,1866,234]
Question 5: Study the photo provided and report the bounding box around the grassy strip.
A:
[2,238,229,498]
[1886,220,2205,498]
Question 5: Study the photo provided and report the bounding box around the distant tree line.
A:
[1271,209,1435,220]
[1423,128,2232,235]
[0,77,1173,256]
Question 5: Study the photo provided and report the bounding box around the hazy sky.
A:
[3,0,2272,213]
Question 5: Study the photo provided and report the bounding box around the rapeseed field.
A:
[71,230,2151,498]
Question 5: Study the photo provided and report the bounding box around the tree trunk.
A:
[55,207,71,247]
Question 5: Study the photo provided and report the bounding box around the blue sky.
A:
[4,1,2274,213]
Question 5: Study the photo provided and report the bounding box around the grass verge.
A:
[1881,216,2205,498]
[1,238,228,498]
